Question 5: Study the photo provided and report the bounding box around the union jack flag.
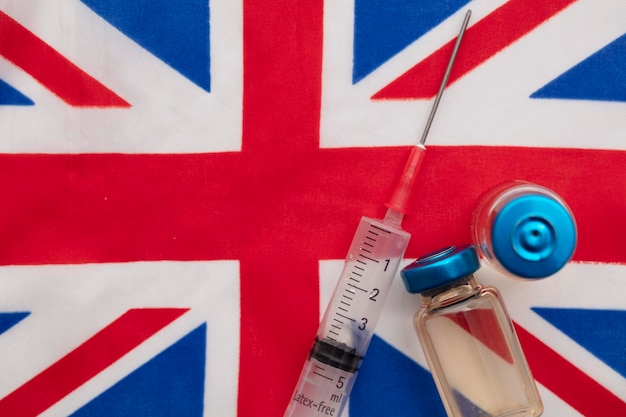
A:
[0,0,624,416]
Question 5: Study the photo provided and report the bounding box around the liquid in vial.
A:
[401,245,543,417]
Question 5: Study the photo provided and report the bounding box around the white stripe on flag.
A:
[0,0,242,154]
[320,0,626,150]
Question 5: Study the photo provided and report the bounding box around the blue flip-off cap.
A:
[491,194,576,279]
[401,245,480,294]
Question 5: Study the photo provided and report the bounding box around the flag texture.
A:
[0,1,625,416]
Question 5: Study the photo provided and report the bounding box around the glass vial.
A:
[472,181,577,279]
[401,245,543,417]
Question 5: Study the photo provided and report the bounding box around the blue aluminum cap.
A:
[401,245,480,294]
[491,194,576,279]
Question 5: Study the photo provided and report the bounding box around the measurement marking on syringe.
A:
[360,247,372,254]
[313,370,333,381]
[333,318,344,325]
[342,294,353,301]
[355,265,365,271]
[363,241,374,248]
[347,283,367,292]
[359,254,379,263]
[349,276,360,283]
[340,301,350,307]
[313,364,333,381]
[338,306,349,313]
[371,224,392,234]
[336,313,356,322]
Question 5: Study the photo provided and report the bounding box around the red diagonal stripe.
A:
[515,323,626,416]
[373,0,576,99]
[0,308,188,417]
[449,309,514,364]
[0,11,130,107]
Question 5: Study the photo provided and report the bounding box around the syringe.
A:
[284,10,472,417]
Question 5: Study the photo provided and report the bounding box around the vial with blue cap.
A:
[401,244,543,417]
[472,181,577,279]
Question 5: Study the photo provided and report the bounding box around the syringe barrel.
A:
[316,215,410,352]
[284,214,410,417]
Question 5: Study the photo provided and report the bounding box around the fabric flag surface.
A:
[0,0,624,416]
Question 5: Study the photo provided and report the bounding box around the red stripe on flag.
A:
[0,308,188,417]
[449,308,514,364]
[240,0,324,415]
[372,0,576,99]
[0,147,623,266]
[0,11,130,107]
[515,323,626,416]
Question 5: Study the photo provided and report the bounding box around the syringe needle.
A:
[420,9,471,145]
[386,10,471,215]
[286,13,473,417]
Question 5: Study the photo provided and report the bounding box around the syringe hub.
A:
[385,144,427,214]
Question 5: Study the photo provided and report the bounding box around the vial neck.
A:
[421,275,482,310]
